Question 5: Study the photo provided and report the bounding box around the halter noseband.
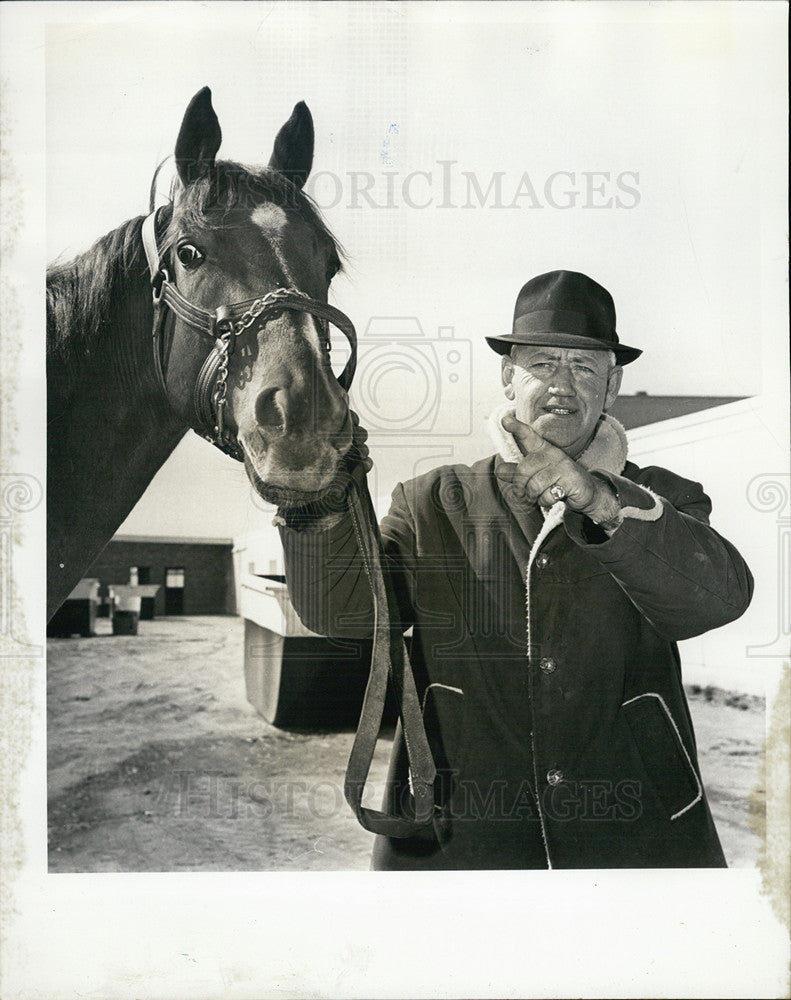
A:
[141,206,358,461]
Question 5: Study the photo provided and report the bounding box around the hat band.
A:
[513,309,617,344]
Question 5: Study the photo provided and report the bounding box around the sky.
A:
[46,3,780,398]
[40,1,787,534]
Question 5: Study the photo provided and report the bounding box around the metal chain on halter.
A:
[211,287,313,452]
[211,328,234,447]
[235,286,311,336]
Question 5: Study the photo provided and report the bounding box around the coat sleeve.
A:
[278,483,417,638]
[563,466,754,641]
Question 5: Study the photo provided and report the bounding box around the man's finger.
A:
[501,412,549,454]
[494,462,518,483]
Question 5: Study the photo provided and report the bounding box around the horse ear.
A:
[268,102,314,189]
[175,87,222,186]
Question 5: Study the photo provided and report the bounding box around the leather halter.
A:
[140,204,437,839]
[141,206,358,460]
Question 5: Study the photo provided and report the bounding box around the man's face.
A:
[502,345,622,459]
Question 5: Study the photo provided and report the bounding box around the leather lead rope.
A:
[142,203,436,838]
[345,484,436,835]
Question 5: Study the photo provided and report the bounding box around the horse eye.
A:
[176,243,205,268]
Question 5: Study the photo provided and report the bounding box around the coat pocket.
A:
[621,693,702,820]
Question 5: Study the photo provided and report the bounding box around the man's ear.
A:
[604,365,623,410]
[501,354,515,399]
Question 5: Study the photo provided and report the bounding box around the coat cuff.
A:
[272,507,348,533]
[565,472,664,546]
[599,472,665,522]
[275,506,355,540]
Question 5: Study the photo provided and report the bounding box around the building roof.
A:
[608,395,747,430]
[111,535,234,547]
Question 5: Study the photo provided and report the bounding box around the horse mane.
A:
[46,216,149,369]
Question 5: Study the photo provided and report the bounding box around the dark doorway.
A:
[137,566,151,584]
[164,567,185,615]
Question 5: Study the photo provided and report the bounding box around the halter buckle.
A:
[213,304,237,355]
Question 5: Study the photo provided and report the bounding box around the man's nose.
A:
[548,367,575,395]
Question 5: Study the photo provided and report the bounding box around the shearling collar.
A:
[487,402,629,476]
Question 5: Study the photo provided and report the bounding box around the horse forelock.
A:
[162,160,344,271]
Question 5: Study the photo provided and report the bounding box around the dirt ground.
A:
[47,616,765,872]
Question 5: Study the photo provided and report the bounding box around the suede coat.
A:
[280,412,753,869]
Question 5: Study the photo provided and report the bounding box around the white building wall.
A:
[627,395,788,698]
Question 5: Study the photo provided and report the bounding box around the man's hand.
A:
[347,410,373,475]
[495,412,621,527]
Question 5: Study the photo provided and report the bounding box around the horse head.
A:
[155,88,353,507]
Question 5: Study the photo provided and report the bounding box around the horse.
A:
[47,88,356,622]
[47,87,435,837]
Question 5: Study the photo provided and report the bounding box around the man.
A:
[277,270,753,869]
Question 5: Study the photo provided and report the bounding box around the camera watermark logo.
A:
[347,317,472,437]
[1,473,43,658]
[746,473,790,658]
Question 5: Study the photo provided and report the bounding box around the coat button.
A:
[535,553,550,569]
[546,769,564,786]
[539,657,557,674]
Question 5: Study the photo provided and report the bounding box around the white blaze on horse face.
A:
[250,203,290,238]
[249,204,330,299]
[248,204,292,287]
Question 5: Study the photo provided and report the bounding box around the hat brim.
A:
[486,331,642,365]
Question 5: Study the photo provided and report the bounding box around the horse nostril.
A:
[255,387,287,429]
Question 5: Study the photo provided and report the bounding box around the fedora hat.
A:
[486,270,642,365]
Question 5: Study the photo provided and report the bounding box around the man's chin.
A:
[530,414,589,456]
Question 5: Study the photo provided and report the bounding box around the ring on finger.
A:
[549,484,566,502]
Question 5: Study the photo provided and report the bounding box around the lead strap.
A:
[344,481,436,837]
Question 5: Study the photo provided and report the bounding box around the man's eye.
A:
[176,243,205,268]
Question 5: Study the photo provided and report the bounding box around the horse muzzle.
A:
[239,414,353,507]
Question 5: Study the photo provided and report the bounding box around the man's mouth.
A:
[544,406,577,416]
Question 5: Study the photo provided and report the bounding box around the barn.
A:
[84,536,236,617]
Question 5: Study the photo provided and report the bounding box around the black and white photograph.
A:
[0,2,788,997]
